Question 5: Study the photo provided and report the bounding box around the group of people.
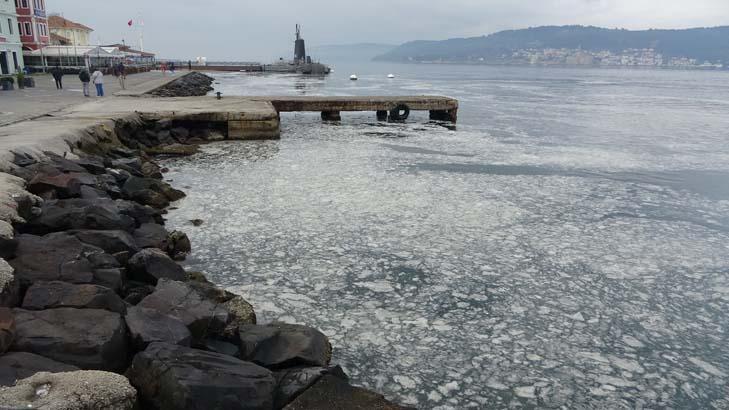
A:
[49,62,127,97]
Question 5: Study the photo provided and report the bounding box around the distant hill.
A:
[309,43,397,62]
[374,26,729,65]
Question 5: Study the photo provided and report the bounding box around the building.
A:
[0,0,24,74]
[16,0,49,51]
[48,14,92,46]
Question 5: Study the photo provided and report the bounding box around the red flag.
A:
[127,20,133,26]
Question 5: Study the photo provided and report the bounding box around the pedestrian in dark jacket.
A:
[79,68,91,97]
[51,64,63,89]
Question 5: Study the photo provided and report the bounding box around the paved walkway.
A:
[0,71,187,126]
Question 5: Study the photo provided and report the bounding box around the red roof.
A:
[48,15,93,32]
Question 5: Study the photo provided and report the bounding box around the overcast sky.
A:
[51,0,729,60]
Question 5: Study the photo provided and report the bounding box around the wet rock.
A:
[238,323,332,369]
[133,223,169,249]
[125,306,192,350]
[137,279,229,341]
[24,198,136,234]
[274,366,348,409]
[0,259,20,307]
[222,296,257,338]
[128,248,186,284]
[167,230,191,258]
[0,370,137,409]
[11,308,129,371]
[0,352,79,387]
[9,233,102,287]
[127,189,170,209]
[284,375,411,410]
[22,281,127,314]
[145,143,200,157]
[127,342,275,410]
[0,307,15,354]
[71,229,139,254]
[122,176,185,202]
[141,161,163,179]
[190,218,204,226]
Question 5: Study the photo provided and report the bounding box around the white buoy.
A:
[387,74,395,78]
[350,74,358,81]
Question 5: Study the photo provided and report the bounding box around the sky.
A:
[50,0,729,60]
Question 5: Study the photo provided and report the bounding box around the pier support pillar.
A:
[321,111,341,121]
[429,109,458,123]
[376,110,388,121]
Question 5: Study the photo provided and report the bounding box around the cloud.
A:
[50,0,729,60]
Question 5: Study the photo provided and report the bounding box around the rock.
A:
[0,352,79,387]
[170,127,190,143]
[128,248,186,284]
[74,156,107,175]
[122,176,185,202]
[238,323,332,369]
[127,189,170,209]
[11,308,129,371]
[125,306,192,350]
[24,198,137,234]
[27,172,98,199]
[203,338,240,356]
[114,199,162,225]
[71,229,139,254]
[109,146,138,158]
[80,185,111,199]
[190,218,204,226]
[9,233,102,287]
[0,307,15,355]
[44,152,88,173]
[122,282,155,305]
[141,161,163,179]
[0,220,18,259]
[93,268,125,293]
[133,223,169,249]
[274,366,348,409]
[222,296,256,338]
[145,143,200,157]
[137,279,229,341]
[167,230,191,258]
[22,281,127,314]
[0,259,20,307]
[0,370,137,410]
[283,375,411,410]
[127,342,275,410]
[87,252,121,269]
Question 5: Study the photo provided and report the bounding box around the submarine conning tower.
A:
[294,24,307,64]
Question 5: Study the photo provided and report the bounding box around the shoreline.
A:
[0,73,410,409]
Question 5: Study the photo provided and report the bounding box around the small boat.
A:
[350,74,358,81]
[387,74,395,78]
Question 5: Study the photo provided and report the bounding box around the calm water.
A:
[163,64,729,409]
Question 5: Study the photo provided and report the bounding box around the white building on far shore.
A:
[0,0,24,74]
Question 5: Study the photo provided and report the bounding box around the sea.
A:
[161,62,729,409]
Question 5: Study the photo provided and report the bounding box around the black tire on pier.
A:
[389,104,410,121]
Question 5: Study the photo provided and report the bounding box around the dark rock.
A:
[133,223,169,249]
[108,168,132,183]
[123,176,185,202]
[167,230,191,258]
[274,366,348,409]
[0,221,17,260]
[44,152,88,173]
[145,143,200,157]
[238,323,332,369]
[0,352,79,387]
[87,252,121,269]
[22,281,127,314]
[283,375,412,410]
[27,172,97,198]
[0,308,15,355]
[114,199,163,225]
[122,281,156,305]
[113,251,131,266]
[109,146,138,158]
[79,185,111,199]
[112,157,143,173]
[127,342,275,410]
[141,161,163,179]
[157,130,175,145]
[125,306,191,350]
[9,233,102,287]
[170,126,190,143]
[0,259,20,307]
[71,229,139,254]
[11,152,37,167]
[128,248,186,284]
[203,338,240,356]
[190,218,204,226]
[74,156,107,174]
[222,296,256,338]
[138,279,229,341]
[11,308,129,371]
[24,198,136,234]
[93,268,126,292]
[128,188,170,209]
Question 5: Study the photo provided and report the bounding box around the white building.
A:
[0,0,24,74]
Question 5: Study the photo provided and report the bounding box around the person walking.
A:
[117,62,126,90]
[51,64,63,89]
[78,67,91,97]
[90,68,104,97]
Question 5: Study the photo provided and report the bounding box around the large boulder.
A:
[24,198,137,234]
[238,323,332,369]
[122,176,185,203]
[137,279,229,341]
[0,352,79,387]
[27,172,98,199]
[9,233,102,287]
[11,308,129,371]
[125,306,192,350]
[22,281,127,314]
[128,248,186,284]
[0,307,15,354]
[71,229,139,254]
[0,258,20,307]
[127,342,275,410]
[167,230,191,260]
[133,223,169,249]
[274,366,347,409]
[283,375,411,410]
[0,370,137,410]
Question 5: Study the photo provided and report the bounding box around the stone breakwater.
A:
[0,113,410,409]
[149,72,215,97]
